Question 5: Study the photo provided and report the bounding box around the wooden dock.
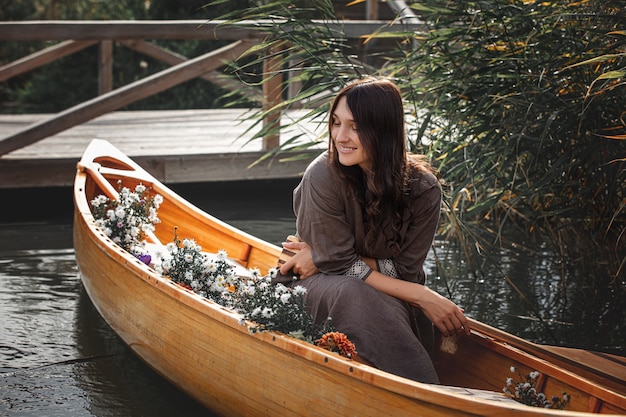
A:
[0,108,326,189]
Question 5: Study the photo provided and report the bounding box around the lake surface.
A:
[1,180,623,416]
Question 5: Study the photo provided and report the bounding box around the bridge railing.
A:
[0,20,424,156]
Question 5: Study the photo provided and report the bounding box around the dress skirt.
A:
[299,273,440,384]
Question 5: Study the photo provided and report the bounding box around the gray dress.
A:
[287,152,442,384]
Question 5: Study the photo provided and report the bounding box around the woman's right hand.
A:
[279,240,319,279]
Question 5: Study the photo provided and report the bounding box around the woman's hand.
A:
[279,240,319,279]
[410,285,470,337]
[364,271,470,337]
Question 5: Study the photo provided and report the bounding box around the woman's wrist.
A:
[364,270,417,302]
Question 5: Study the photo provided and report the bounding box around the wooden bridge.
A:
[0,18,424,189]
[0,108,326,189]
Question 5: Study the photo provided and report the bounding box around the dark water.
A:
[1,180,623,416]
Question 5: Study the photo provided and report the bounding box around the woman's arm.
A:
[363,270,470,337]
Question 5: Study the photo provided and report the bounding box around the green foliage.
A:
[209,0,368,148]
[396,0,625,285]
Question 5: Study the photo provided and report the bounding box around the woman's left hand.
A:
[279,241,319,279]
[411,286,470,337]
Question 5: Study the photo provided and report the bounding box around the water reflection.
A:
[428,238,625,354]
[1,180,298,417]
[0,249,79,370]
[74,286,212,417]
[0,240,216,416]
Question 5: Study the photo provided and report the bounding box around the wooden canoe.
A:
[73,139,626,416]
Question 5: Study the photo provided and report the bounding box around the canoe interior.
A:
[82,153,280,273]
[74,139,626,416]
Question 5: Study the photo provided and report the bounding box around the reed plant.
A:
[396,0,625,283]
[213,0,625,348]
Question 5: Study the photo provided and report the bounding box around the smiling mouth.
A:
[339,146,357,152]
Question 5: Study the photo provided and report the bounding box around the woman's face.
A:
[331,96,371,171]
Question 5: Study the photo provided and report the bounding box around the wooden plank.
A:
[0,109,326,188]
[262,42,284,150]
[0,20,262,41]
[0,150,318,188]
[0,109,325,158]
[366,0,379,20]
[0,39,97,82]
[119,39,262,103]
[0,20,426,42]
[469,319,626,394]
[0,40,255,156]
[158,151,316,183]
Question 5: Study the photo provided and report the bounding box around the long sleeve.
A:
[392,175,441,284]
[293,153,373,278]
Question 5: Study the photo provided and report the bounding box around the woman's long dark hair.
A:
[327,77,435,252]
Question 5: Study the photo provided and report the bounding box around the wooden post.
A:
[262,43,283,151]
[366,0,379,20]
[287,58,303,110]
[99,40,113,94]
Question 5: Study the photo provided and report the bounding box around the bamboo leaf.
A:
[596,70,626,80]
[562,53,626,70]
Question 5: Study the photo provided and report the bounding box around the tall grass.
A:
[213,0,625,349]
[396,1,625,284]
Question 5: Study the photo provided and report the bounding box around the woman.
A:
[279,77,469,383]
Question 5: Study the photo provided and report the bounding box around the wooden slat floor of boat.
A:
[0,108,326,189]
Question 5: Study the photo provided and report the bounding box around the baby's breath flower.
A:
[91,181,162,256]
[160,230,245,304]
[261,307,274,318]
[154,229,349,356]
[293,285,307,296]
[503,366,570,409]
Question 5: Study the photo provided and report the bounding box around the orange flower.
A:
[316,332,357,359]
